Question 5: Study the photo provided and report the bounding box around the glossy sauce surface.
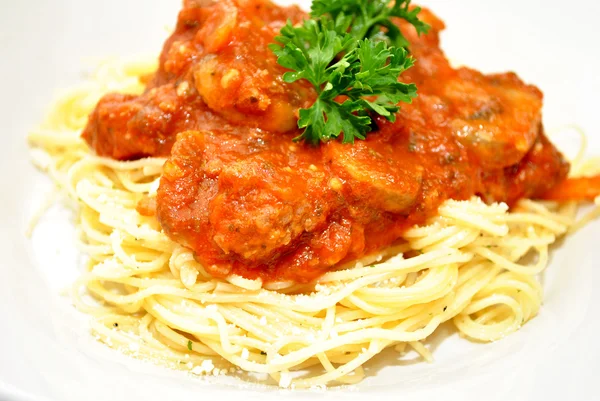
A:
[83,0,569,283]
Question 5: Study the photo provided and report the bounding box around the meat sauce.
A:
[83,0,569,283]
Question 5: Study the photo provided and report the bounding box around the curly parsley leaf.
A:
[272,18,355,90]
[270,17,417,144]
[311,0,430,48]
[298,98,372,144]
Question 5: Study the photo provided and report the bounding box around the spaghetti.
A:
[28,59,600,388]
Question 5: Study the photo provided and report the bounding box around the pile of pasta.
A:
[28,59,600,388]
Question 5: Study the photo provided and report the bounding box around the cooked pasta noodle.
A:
[28,59,600,388]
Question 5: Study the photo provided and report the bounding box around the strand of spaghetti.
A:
[317,248,472,282]
[503,213,568,233]
[569,196,600,234]
[408,341,433,362]
[454,294,524,341]
[473,246,548,275]
[515,199,575,225]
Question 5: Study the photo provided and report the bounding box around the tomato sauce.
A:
[82,0,569,283]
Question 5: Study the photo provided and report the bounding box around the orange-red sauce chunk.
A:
[82,0,569,283]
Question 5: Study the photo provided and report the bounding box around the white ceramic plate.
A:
[1,0,599,400]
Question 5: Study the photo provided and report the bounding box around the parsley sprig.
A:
[270,0,429,144]
[311,0,430,48]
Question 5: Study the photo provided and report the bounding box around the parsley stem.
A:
[353,16,389,43]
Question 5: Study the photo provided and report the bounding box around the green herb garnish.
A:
[270,0,429,144]
[187,340,193,351]
[311,0,430,48]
